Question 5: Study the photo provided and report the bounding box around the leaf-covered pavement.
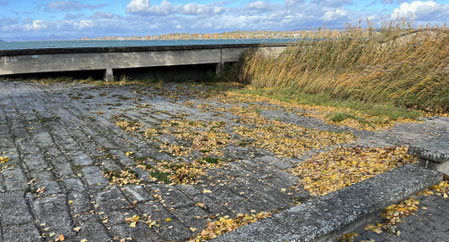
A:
[0,80,448,241]
[342,180,449,242]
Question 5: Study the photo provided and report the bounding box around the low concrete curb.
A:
[409,144,449,174]
[409,146,449,164]
[214,165,443,242]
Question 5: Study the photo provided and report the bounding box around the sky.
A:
[1,0,449,41]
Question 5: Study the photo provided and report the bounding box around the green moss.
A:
[203,157,221,164]
[150,169,171,184]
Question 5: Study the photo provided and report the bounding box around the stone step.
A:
[409,144,449,174]
[214,164,443,242]
[409,146,449,164]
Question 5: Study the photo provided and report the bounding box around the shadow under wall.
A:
[0,63,235,81]
[0,69,105,80]
[113,63,218,81]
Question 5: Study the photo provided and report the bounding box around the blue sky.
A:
[1,0,449,40]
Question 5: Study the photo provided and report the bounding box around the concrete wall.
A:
[0,44,288,81]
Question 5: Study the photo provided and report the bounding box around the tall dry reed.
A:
[225,21,449,112]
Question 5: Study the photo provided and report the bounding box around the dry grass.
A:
[225,21,449,113]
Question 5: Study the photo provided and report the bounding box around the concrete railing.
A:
[0,44,289,81]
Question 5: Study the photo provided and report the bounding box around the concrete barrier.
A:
[0,44,288,81]
[409,136,449,175]
[214,165,443,242]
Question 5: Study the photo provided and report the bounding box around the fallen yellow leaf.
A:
[195,202,207,209]
[56,234,65,241]
[36,186,46,194]
[364,224,376,231]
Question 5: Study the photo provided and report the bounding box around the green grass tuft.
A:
[237,87,421,122]
[150,169,171,184]
[203,157,221,164]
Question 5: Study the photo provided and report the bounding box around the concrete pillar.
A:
[419,158,449,175]
[104,68,114,82]
[216,48,224,75]
[216,62,224,75]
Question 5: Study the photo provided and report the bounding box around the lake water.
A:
[0,39,298,50]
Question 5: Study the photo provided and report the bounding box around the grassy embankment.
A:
[222,22,449,127]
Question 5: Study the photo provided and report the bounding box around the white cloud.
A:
[181,3,223,15]
[127,0,224,16]
[145,0,175,15]
[383,0,407,4]
[24,20,48,31]
[45,1,107,12]
[126,0,175,16]
[72,20,94,30]
[391,1,449,20]
[285,0,302,7]
[322,8,348,21]
[19,18,99,34]
[248,1,270,10]
[312,0,353,7]
[126,0,150,13]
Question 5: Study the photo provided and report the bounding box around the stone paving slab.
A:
[0,80,448,241]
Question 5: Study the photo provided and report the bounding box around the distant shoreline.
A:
[0,38,298,50]
[81,37,296,41]
[80,30,303,41]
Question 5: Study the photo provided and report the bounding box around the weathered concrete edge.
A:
[214,165,443,242]
[0,43,291,57]
[408,146,449,163]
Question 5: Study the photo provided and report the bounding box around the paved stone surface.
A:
[0,80,448,241]
[352,191,449,242]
